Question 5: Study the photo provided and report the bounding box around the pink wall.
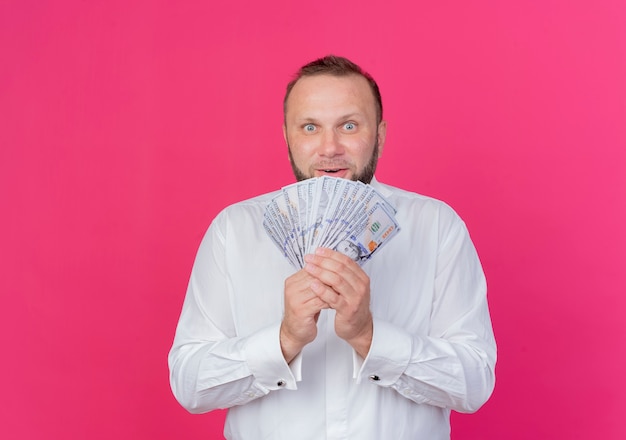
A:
[1,0,625,438]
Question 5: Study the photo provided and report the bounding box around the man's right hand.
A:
[280,269,329,363]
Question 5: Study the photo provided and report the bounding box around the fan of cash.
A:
[263,176,400,269]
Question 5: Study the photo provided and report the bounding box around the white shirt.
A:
[168,179,496,440]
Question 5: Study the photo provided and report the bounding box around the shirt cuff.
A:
[354,319,412,386]
[243,322,299,391]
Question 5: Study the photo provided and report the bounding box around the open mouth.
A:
[314,165,350,178]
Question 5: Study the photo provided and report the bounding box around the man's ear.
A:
[377,120,387,157]
[283,125,290,161]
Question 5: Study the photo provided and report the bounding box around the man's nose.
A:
[318,130,343,157]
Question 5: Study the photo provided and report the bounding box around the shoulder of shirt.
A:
[211,188,282,220]
[227,189,281,208]
[371,179,459,217]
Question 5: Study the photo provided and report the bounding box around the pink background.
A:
[2,0,625,438]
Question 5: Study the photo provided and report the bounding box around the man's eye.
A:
[344,122,356,130]
[304,124,316,132]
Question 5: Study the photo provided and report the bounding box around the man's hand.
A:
[280,270,330,363]
[303,248,373,358]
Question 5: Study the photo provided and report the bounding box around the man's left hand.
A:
[303,248,373,358]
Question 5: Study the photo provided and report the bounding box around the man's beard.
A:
[287,140,380,184]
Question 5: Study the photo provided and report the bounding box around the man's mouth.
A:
[315,168,350,179]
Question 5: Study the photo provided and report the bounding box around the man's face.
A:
[283,74,386,184]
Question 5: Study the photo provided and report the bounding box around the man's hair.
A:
[283,55,383,124]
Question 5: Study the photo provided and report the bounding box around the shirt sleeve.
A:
[355,208,497,413]
[168,215,300,414]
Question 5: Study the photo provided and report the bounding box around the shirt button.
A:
[277,380,286,387]
[369,375,380,382]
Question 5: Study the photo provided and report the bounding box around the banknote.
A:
[263,177,400,268]
[331,201,399,264]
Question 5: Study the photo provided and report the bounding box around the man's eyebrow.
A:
[294,113,363,123]
[337,113,361,120]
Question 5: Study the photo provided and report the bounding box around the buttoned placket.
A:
[323,309,350,439]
